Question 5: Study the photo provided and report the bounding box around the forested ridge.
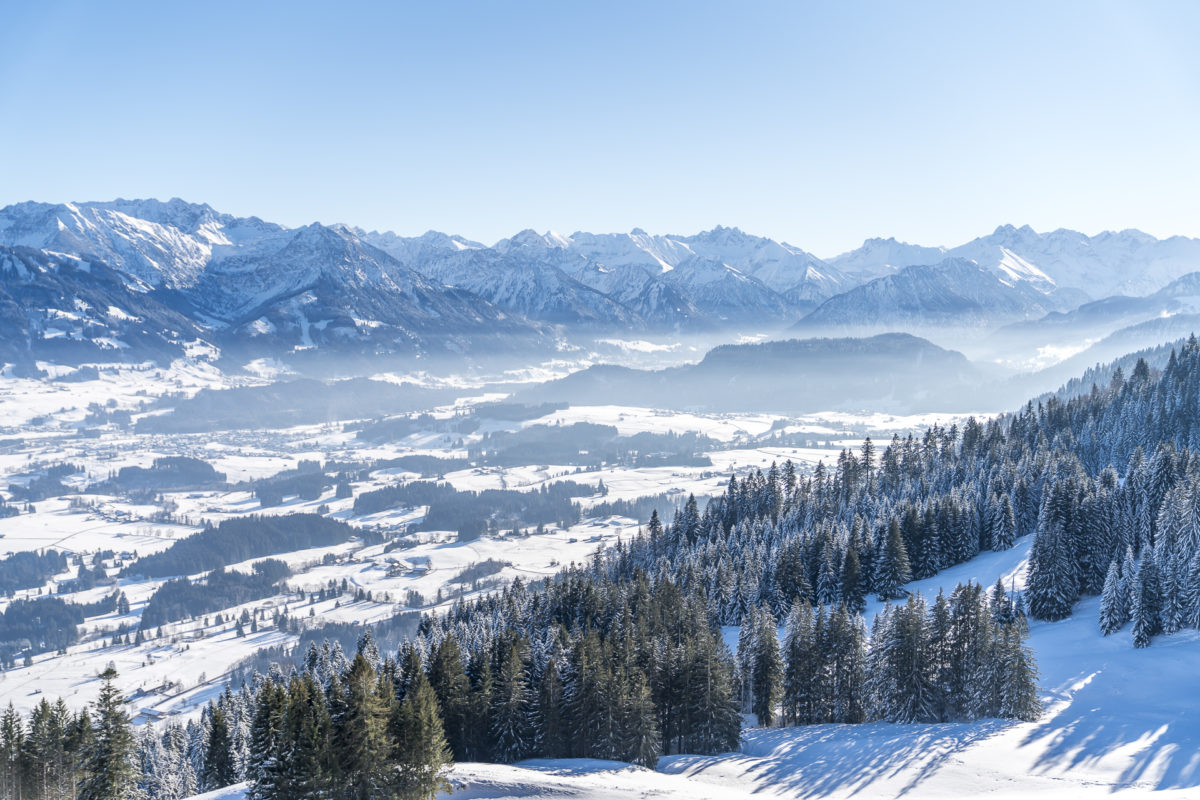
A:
[122,514,367,579]
[7,336,1200,800]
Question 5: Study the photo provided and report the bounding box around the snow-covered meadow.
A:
[188,530,1200,800]
[11,361,1190,799]
[0,362,973,724]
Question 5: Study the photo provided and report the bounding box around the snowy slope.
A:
[566,261,705,328]
[834,225,1200,300]
[174,529,1200,800]
[954,225,1200,298]
[679,226,850,302]
[488,226,842,324]
[0,245,205,364]
[991,269,1200,359]
[0,198,285,289]
[0,201,544,358]
[828,236,949,281]
[795,258,1070,332]
[454,493,1200,798]
[470,542,1200,796]
[661,256,793,322]
[185,547,1200,800]
[393,248,639,326]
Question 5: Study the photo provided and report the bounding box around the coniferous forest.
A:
[9,337,1200,799]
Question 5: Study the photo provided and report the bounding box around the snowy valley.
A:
[1,200,1199,800]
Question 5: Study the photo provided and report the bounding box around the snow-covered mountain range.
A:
[828,224,1200,299]
[793,258,1080,333]
[2,198,1200,364]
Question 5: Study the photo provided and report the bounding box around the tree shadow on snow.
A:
[1019,657,1200,791]
[662,720,1009,798]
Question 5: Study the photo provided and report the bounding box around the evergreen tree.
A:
[247,681,285,800]
[1131,556,1163,648]
[750,606,783,727]
[991,493,1016,551]
[1026,520,1078,621]
[874,519,912,601]
[534,656,566,758]
[735,615,757,714]
[1099,560,1127,635]
[392,666,452,800]
[839,548,865,614]
[989,579,1016,626]
[0,704,22,800]
[815,546,840,606]
[617,668,660,768]
[1185,552,1200,629]
[925,590,953,719]
[489,642,534,763]
[427,636,471,761]
[1159,546,1184,634]
[282,675,331,800]
[335,654,393,800]
[464,653,494,762]
[201,706,236,791]
[781,602,817,726]
[79,667,138,800]
[872,595,936,723]
[825,605,866,724]
[680,627,741,755]
[996,618,1041,721]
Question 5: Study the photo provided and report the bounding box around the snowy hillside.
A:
[990,269,1200,363]
[834,225,1200,300]
[182,537,1200,800]
[795,258,1072,332]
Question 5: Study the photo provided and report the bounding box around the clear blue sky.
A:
[2,1,1197,256]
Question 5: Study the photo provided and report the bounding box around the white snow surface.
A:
[186,532,1200,799]
[0,358,1194,797]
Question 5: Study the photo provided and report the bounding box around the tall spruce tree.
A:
[1131,555,1163,648]
[1027,520,1079,621]
[427,636,471,761]
[782,602,818,726]
[750,606,783,727]
[282,675,331,800]
[874,595,937,723]
[874,519,912,601]
[79,667,138,800]
[335,654,393,800]
[200,705,236,791]
[489,642,534,763]
[0,704,22,800]
[997,618,1041,721]
[247,681,285,800]
[392,666,452,800]
[991,493,1016,551]
[535,656,566,758]
[1099,560,1127,635]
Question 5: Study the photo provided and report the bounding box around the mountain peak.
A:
[992,223,1038,238]
[694,224,749,242]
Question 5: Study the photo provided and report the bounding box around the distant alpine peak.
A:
[495,228,571,251]
[992,223,1039,238]
[860,235,916,248]
[695,224,747,239]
